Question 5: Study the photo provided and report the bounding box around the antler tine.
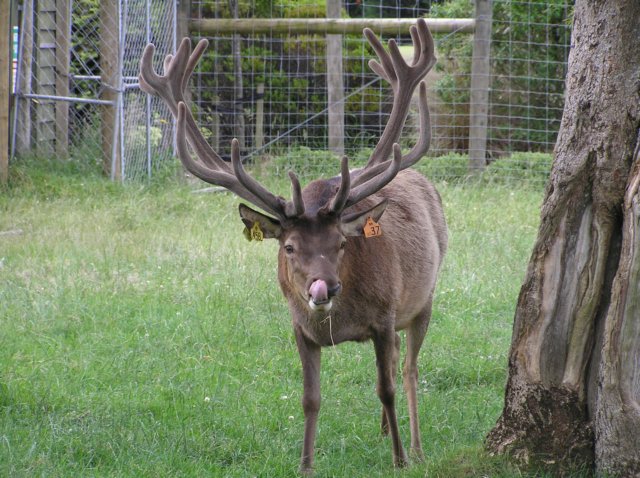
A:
[350,81,431,189]
[364,18,435,168]
[287,171,305,217]
[328,156,351,214]
[175,104,284,215]
[396,81,431,168]
[183,39,209,93]
[230,139,295,219]
[343,144,403,210]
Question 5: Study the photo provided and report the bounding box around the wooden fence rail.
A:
[190,18,476,35]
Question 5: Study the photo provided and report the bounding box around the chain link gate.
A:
[11,0,177,181]
[120,0,177,180]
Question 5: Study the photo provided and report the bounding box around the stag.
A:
[139,19,447,472]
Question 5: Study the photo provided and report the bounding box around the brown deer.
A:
[139,19,447,473]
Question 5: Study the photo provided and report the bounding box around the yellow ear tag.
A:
[250,222,264,242]
[363,217,382,238]
[243,226,252,242]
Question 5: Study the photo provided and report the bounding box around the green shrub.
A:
[414,153,471,180]
[485,152,553,181]
[266,146,342,180]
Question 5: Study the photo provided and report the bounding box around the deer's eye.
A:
[284,244,294,254]
[340,240,347,250]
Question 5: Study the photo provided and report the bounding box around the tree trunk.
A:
[485,0,640,475]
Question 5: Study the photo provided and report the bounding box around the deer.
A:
[139,18,447,473]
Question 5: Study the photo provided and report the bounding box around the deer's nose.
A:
[327,283,342,298]
[308,279,342,304]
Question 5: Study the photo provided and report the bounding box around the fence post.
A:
[255,83,265,150]
[100,0,120,178]
[35,0,57,154]
[16,0,33,156]
[229,0,245,153]
[55,0,70,158]
[177,0,190,41]
[326,0,344,155]
[468,0,492,173]
[0,0,9,183]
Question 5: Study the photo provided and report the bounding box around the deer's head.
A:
[139,19,435,312]
[238,183,389,311]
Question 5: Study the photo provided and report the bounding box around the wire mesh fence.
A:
[12,0,176,181]
[120,0,176,180]
[188,0,572,185]
[10,0,573,184]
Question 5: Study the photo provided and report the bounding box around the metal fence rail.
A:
[11,0,176,181]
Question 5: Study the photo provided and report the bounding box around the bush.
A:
[266,146,342,180]
[485,152,553,181]
[414,153,470,180]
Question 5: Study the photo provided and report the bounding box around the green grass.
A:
[0,156,547,477]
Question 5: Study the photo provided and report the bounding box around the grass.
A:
[0,155,546,477]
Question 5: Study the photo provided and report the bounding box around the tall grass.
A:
[0,156,550,477]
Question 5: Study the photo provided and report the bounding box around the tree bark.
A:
[596,137,640,475]
[486,0,640,475]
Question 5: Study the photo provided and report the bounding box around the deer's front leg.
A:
[294,326,321,474]
[373,328,408,468]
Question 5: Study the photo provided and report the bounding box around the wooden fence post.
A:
[255,83,265,150]
[228,0,245,152]
[1,0,10,183]
[468,0,492,173]
[16,0,33,156]
[177,0,191,42]
[35,0,57,154]
[55,0,70,158]
[100,0,120,178]
[326,0,344,155]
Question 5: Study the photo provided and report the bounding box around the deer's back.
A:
[344,169,447,328]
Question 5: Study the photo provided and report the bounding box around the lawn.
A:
[0,156,545,477]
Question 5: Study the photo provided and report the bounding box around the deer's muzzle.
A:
[308,280,342,311]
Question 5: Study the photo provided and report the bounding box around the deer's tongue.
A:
[309,280,329,304]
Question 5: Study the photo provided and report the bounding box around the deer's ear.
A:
[238,203,282,239]
[341,199,388,237]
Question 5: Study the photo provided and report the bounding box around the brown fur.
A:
[269,169,447,471]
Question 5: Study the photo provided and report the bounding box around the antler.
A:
[326,18,436,214]
[139,38,305,221]
[139,19,434,220]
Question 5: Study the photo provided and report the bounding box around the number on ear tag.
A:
[250,222,264,242]
[363,217,382,238]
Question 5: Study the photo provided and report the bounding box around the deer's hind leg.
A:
[403,299,433,462]
[381,332,401,436]
[373,328,407,467]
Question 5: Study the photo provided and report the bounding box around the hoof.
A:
[299,464,314,476]
[393,453,409,468]
[410,447,425,463]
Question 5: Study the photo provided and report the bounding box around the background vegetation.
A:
[0,154,562,477]
[188,0,572,157]
[430,0,572,154]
